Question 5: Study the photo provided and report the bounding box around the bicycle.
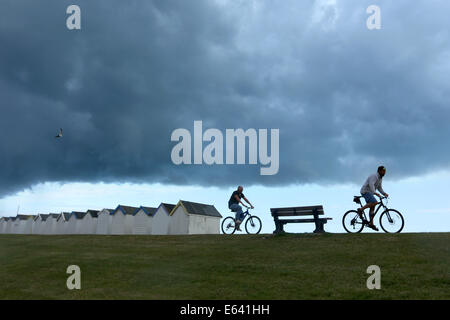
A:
[221,207,262,234]
[342,195,404,233]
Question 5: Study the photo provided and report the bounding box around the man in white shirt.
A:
[358,166,389,231]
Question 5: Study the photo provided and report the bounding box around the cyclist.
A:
[358,166,390,231]
[228,186,254,231]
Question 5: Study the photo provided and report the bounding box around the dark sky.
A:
[1,0,449,197]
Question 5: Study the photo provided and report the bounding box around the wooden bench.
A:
[270,205,332,234]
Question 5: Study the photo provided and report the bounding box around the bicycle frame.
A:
[358,197,388,220]
[236,209,251,221]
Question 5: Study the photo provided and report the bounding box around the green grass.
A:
[0,233,448,299]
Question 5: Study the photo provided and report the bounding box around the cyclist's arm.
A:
[368,175,377,194]
[234,195,247,207]
[243,197,254,208]
[377,181,388,197]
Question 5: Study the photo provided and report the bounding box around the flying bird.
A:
[55,128,63,138]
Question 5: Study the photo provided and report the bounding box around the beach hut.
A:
[10,217,21,234]
[152,203,176,235]
[32,214,49,234]
[42,214,60,234]
[0,217,6,233]
[55,213,71,234]
[80,210,99,234]
[14,215,35,234]
[95,209,114,235]
[31,215,39,234]
[0,217,11,234]
[132,206,157,235]
[4,217,13,234]
[168,200,222,235]
[65,212,82,234]
[68,211,88,234]
[8,217,16,234]
[110,205,138,235]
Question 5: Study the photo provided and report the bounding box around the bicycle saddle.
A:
[353,196,362,204]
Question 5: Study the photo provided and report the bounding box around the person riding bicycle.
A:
[228,186,254,231]
[358,166,390,231]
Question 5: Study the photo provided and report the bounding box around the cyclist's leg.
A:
[368,207,379,230]
[369,206,376,223]
[239,211,245,223]
[229,204,243,223]
[362,193,379,230]
[235,206,244,230]
[361,193,377,222]
[360,193,376,211]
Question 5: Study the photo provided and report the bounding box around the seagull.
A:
[55,128,63,138]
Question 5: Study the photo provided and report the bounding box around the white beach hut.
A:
[80,210,99,234]
[152,203,176,235]
[95,208,114,235]
[31,215,40,234]
[32,214,49,234]
[14,215,35,234]
[65,212,81,234]
[68,212,88,234]
[55,213,71,234]
[168,200,222,235]
[132,206,157,235]
[4,217,13,234]
[110,205,138,235]
[10,217,21,234]
[42,214,60,234]
[0,217,5,233]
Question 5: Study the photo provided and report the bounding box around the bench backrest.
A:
[270,205,324,217]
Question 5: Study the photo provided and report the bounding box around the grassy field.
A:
[0,232,448,299]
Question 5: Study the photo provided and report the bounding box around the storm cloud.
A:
[1,0,449,197]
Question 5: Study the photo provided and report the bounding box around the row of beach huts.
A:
[0,200,223,235]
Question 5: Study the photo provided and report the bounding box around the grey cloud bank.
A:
[0,0,449,197]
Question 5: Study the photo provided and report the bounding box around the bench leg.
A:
[273,220,285,234]
[313,210,326,233]
[313,220,325,233]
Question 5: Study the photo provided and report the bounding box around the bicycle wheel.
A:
[245,215,262,234]
[342,210,365,233]
[379,209,404,233]
[221,217,236,234]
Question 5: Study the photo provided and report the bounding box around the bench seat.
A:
[271,205,332,233]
